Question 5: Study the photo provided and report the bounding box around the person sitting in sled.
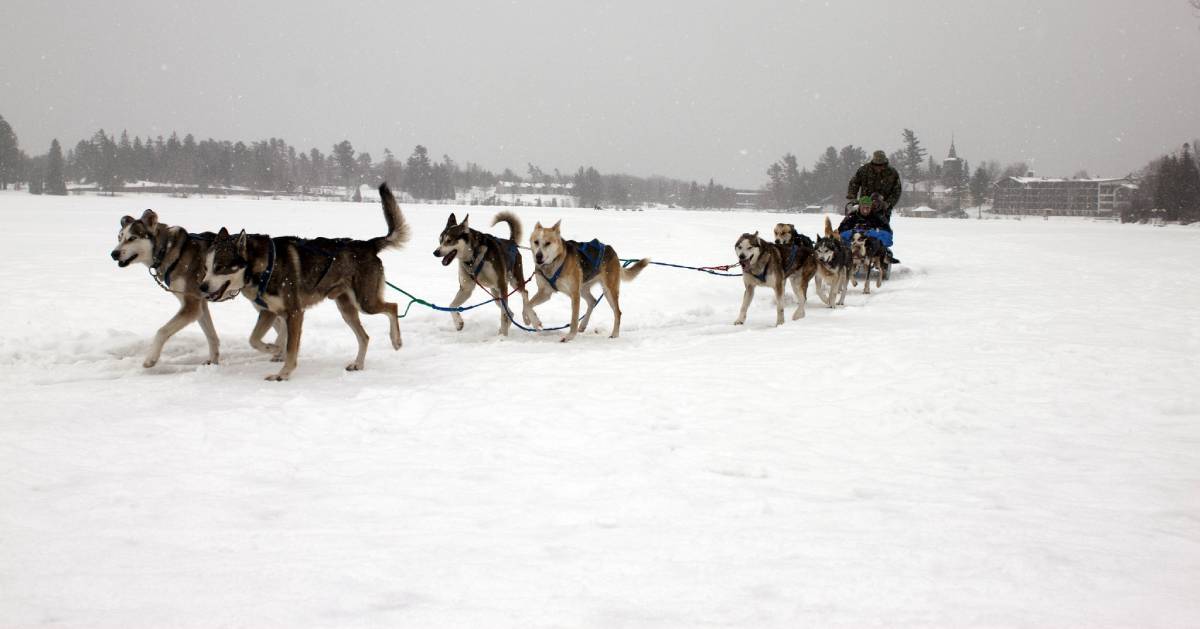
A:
[838,193,893,247]
[847,149,901,223]
[838,193,900,265]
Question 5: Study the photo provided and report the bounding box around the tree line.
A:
[1124,142,1200,223]
[762,128,1083,212]
[1,114,739,209]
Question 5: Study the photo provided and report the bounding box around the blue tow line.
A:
[386,257,738,333]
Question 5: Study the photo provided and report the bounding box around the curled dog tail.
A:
[373,182,411,252]
[824,215,835,238]
[621,258,651,282]
[491,211,522,242]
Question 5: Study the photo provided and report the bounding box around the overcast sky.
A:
[4,0,1199,187]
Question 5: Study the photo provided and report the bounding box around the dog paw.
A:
[559,335,574,343]
[203,358,219,366]
[264,373,289,381]
[345,362,363,371]
[792,311,805,320]
[142,358,158,368]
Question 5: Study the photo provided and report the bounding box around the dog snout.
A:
[199,281,210,293]
[534,253,543,264]
[432,248,441,257]
[110,250,120,261]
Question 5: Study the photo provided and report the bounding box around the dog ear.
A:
[217,226,229,239]
[235,230,248,257]
[446,213,457,228]
[140,209,158,229]
[461,214,469,229]
[120,215,135,228]
[551,220,561,232]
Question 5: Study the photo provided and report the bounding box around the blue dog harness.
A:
[542,239,606,289]
[467,241,520,278]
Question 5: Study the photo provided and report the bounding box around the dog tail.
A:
[373,182,411,252]
[491,211,522,242]
[621,258,651,282]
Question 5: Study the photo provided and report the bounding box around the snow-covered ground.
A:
[1,192,1198,627]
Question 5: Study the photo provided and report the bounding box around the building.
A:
[992,176,1137,217]
[942,137,963,188]
[734,189,766,209]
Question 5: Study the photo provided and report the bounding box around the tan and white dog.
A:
[527,221,650,342]
[733,231,816,326]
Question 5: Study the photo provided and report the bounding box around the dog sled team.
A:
[110,151,903,380]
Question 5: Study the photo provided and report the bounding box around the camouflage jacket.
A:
[847,163,902,210]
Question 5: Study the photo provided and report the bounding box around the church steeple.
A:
[948,133,958,159]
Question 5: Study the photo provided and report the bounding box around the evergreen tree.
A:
[404,145,433,199]
[0,114,20,190]
[381,148,401,189]
[45,139,67,195]
[333,140,356,193]
[969,165,990,210]
[91,130,120,193]
[1179,143,1200,222]
[900,129,926,182]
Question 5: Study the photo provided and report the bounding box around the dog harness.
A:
[541,239,606,289]
[466,241,519,278]
[246,237,277,309]
[784,243,801,274]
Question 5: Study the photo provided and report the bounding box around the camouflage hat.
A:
[871,150,888,165]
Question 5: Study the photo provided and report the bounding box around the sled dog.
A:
[527,220,650,342]
[434,212,540,335]
[111,209,225,367]
[772,223,815,249]
[111,209,283,368]
[200,182,410,380]
[849,231,888,294]
[733,231,816,326]
[814,216,852,307]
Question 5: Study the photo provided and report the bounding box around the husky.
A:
[434,212,540,335]
[849,231,888,294]
[772,223,815,249]
[110,209,227,368]
[814,216,852,307]
[527,220,650,342]
[733,231,816,326]
[200,182,410,380]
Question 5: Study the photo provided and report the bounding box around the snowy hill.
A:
[1,192,1198,627]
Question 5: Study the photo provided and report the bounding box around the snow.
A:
[1,192,1198,627]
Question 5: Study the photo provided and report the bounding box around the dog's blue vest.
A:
[543,239,605,289]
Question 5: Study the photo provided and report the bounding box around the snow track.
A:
[1,193,1198,627]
